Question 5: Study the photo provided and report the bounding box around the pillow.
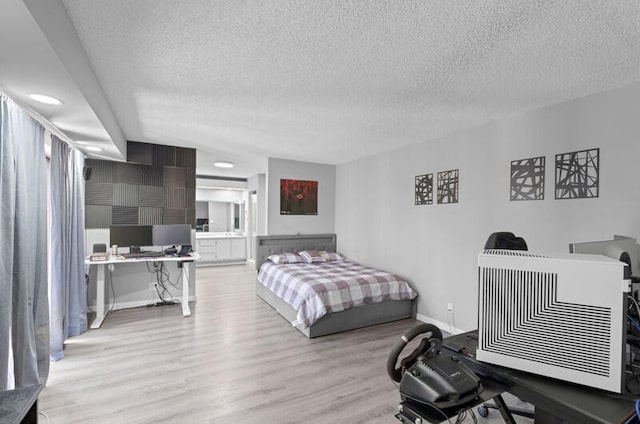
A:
[299,250,327,263]
[267,252,306,264]
[318,251,344,261]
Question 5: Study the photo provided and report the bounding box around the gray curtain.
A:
[0,94,49,389]
[49,136,87,361]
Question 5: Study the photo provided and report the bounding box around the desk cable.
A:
[146,261,183,306]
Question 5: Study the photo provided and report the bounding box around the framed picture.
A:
[280,179,318,215]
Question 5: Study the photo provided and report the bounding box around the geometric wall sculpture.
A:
[510,156,545,201]
[84,141,196,229]
[415,173,433,205]
[555,148,599,200]
[437,169,459,204]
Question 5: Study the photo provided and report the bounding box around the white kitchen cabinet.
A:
[195,235,246,264]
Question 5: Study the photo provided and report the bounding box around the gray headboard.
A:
[255,234,337,270]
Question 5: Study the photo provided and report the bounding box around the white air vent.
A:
[477,250,627,393]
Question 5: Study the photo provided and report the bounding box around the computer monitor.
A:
[569,235,640,278]
[109,225,153,250]
[152,224,192,247]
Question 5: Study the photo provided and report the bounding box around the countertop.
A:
[195,232,246,239]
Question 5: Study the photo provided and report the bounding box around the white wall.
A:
[267,157,336,235]
[336,82,640,332]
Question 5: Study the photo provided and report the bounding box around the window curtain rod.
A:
[0,89,75,148]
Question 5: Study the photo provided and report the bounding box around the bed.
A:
[255,234,417,338]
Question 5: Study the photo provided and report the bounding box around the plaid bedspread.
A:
[257,260,417,328]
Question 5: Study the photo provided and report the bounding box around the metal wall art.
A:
[510,156,545,201]
[437,169,459,204]
[415,174,433,205]
[555,148,599,200]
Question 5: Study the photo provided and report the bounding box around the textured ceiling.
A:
[60,0,640,177]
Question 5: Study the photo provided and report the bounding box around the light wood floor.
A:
[39,264,531,423]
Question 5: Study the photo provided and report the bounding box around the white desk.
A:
[84,253,199,329]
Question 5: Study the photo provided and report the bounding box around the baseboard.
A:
[196,260,247,267]
[416,313,465,336]
[89,295,197,311]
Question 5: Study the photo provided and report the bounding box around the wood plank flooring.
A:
[39,264,531,423]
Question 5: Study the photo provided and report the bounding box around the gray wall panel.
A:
[127,141,153,164]
[153,145,176,166]
[86,182,114,205]
[113,183,139,206]
[139,165,163,187]
[163,209,186,224]
[139,185,164,207]
[139,207,163,225]
[113,162,141,184]
[85,142,195,229]
[164,187,186,209]
[85,205,111,229]
[86,160,112,183]
[176,148,196,168]
[163,166,186,187]
[112,206,138,225]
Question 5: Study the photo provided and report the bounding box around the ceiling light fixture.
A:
[28,93,63,105]
[85,146,103,152]
[214,161,234,168]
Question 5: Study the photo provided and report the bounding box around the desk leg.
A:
[90,263,107,329]
[492,395,517,424]
[181,262,191,317]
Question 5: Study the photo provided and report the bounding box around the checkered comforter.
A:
[257,260,417,328]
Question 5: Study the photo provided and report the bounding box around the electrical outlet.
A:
[149,282,158,291]
[447,302,454,313]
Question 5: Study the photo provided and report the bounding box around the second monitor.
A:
[152,224,192,247]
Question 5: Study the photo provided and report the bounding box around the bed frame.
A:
[255,234,416,338]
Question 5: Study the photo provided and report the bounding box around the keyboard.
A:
[122,251,165,259]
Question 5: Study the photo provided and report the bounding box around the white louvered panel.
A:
[477,250,627,393]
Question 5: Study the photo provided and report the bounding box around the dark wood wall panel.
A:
[85,141,195,229]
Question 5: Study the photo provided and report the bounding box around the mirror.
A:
[196,201,245,233]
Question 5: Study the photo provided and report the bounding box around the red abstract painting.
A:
[280,179,318,215]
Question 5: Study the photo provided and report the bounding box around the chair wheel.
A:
[477,406,489,417]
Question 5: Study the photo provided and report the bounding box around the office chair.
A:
[477,232,535,421]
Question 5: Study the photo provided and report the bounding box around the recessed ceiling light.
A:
[85,146,103,152]
[214,161,234,168]
[28,94,63,105]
